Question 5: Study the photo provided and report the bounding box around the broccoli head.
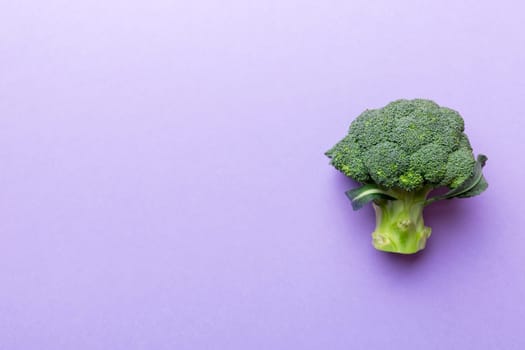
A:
[326,99,488,254]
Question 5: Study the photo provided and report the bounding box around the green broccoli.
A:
[326,99,488,254]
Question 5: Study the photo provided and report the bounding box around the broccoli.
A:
[326,99,488,254]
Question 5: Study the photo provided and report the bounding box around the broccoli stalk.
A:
[327,99,488,254]
[371,188,431,254]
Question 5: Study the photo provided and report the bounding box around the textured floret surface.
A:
[326,99,476,191]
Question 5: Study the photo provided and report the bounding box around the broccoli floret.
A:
[326,99,488,254]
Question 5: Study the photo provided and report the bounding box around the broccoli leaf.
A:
[345,184,398,211]
[454,176,488,198]
[426,154,488,205]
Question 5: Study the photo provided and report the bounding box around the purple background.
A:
[1,1,524,349]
